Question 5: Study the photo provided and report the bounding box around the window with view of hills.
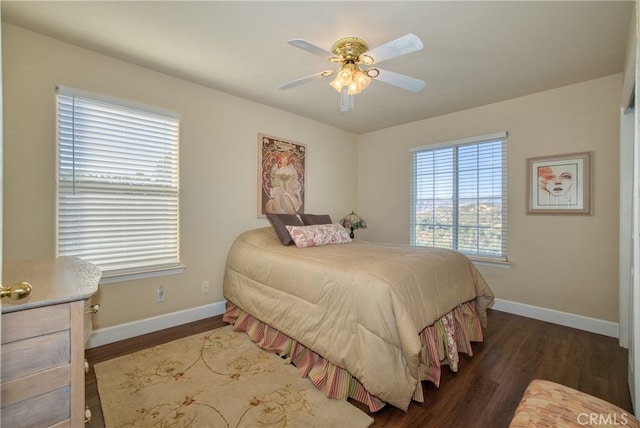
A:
[410,133,507,262]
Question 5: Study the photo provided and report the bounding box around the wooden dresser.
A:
[1,256,101,427]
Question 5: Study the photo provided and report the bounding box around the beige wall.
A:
[357,74,623,322]
[2,22,625,330]
[2,24,358,329]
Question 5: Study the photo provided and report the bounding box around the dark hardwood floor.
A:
[85,309,633,427]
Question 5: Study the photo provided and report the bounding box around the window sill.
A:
[470,257,511,269]
[99,263,186,285]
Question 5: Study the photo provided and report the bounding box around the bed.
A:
[223,223,495,412]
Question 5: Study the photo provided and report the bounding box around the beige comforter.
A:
[223,227,495,410]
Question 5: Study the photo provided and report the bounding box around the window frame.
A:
[55,86,184,283]
[410,132,509,265]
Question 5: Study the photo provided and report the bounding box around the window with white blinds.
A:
[410,132,508,262]
[56,86,181,279]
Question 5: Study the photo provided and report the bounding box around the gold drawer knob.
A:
[84,359,90,373]
[85,407,92,424]
[85,304,100,314]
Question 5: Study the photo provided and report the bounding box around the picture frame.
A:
[257,133,306,217]
[526,151,592,215]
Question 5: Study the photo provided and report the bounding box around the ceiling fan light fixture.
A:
[330,62,360,93]
[331,62,373,95]
[337,66,353,85]
[330,75,344,93]
[279,33,425,112]
[347,81,359,95]
[349,68,371,95]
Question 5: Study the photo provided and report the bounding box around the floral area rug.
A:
[94,325,373,427]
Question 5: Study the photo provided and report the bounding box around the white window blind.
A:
[56,87,181,277]
[410,132,508,261]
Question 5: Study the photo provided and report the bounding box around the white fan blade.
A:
[366,34,423,65]
[277,70,333,90]
[288,39,334,59]
[374,69,426,92]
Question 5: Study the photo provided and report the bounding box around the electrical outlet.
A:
[156,285,165,302]
[201,280,210,293]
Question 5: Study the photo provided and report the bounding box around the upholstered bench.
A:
[510,379,640,427]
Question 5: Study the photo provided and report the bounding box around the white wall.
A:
[358,74,623,323]
[2,24,358,330]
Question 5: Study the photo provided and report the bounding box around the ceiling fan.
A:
[277,34,426,112]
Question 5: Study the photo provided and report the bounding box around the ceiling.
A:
[1,1,633,134]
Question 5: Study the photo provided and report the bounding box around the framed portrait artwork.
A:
[526,151,592,215]
[257,133,306,217]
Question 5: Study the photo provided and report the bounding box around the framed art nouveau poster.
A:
[257,133,306,217]
[526,151,592,215]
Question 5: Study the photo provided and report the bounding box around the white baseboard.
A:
[492,298,619,338]
[86,298,620,349]
[86,301,227,349]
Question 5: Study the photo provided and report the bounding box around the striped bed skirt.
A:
[223,300,484,412]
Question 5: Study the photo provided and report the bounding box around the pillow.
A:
[266,213,304,246]
[300,213,333,225]
[285,223,352,248]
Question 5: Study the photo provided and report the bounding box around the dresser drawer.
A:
[1,303,72,385]
[1,330,70,383]
[1,364,71,407]
[2,303,70,344]
[2,386,71,428]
